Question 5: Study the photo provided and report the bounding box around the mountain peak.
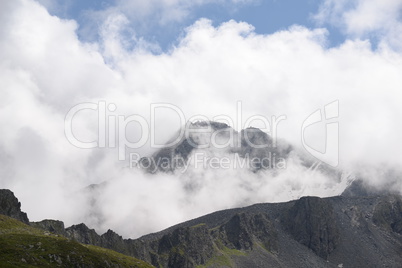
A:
[0,189,29,224]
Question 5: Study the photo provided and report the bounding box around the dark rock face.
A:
[57,212,279,268]
[30,219,67,236]
[157,224,215,268]
[373,195,402,234]
[281,196,340,259]
[147,213,278,268]
[218,213,254,250]
[101,229,128,253]
[65,223,103,246]
[0,189,29,224]
[248,213,279,253]
[213,213,278,252]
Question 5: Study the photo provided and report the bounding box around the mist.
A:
[0,0,402,238]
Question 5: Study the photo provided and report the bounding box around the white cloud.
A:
[315,0,402,49]
[1,0,402,237]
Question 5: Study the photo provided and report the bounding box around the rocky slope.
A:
[0,190,154,268]
[130,194,402,267]
[2,182,402,268]
[22,192,402,267]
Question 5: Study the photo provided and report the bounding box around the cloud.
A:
[315,0,402,49]
[0,0,402,237]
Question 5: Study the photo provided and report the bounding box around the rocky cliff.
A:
[0,189,29,224]
[2,188,402,267]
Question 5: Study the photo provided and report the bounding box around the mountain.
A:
[1,123,401,267]
[104,194,402,267]
[2,186,401,268]
[0,189,29,224]
[0,190,153,268]
[141,121,295,173]
[71,122,351,246]
[134,121,349,201]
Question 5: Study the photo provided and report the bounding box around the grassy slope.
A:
[0,215,154,267]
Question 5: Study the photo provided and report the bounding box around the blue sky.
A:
[41,0,346,50]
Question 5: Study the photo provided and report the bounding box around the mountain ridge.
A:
[2,188,402,267]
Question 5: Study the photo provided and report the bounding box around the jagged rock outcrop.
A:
[281,196,340,259]
[101,229,128,253]
[65,223,103,246]
[30,219,67,236]
[53,212,279,268]
[0,189,29,224]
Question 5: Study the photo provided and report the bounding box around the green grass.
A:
[197,254,232,268]
[190,223,206,229]
[0,215,154,267]
[0,215,43,236]
[195,243,246,268]
[221,246,246,257]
